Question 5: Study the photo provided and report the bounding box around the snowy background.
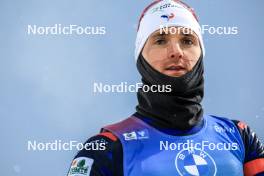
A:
[0,0,263,175]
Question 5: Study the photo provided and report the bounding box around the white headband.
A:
[135,0,205,60]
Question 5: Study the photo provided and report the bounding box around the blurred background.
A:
[0,0,263,175]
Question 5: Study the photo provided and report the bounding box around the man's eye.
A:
[182,38,194,45]
[155,38,166,45]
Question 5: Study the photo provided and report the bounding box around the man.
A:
[67,0,264,175]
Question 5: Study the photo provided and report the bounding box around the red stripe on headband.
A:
[174,0,199,22]
[137,0,199,31]
[137,0,162,31]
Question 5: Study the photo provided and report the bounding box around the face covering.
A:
[136,53,204,130]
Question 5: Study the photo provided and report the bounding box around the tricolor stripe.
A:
[98,132,118,141]
[137,0,198,31]
[244,158,264,176]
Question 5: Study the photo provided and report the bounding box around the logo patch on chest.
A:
[175,148,217,176]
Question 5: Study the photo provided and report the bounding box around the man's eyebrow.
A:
[181,33,196,38]
[150,32,167,38]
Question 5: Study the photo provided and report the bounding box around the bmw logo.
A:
[175,148,217,176]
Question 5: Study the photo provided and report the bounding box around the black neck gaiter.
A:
[136,53,204,130]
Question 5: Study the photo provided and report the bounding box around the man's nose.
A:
[167,41,183,60]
